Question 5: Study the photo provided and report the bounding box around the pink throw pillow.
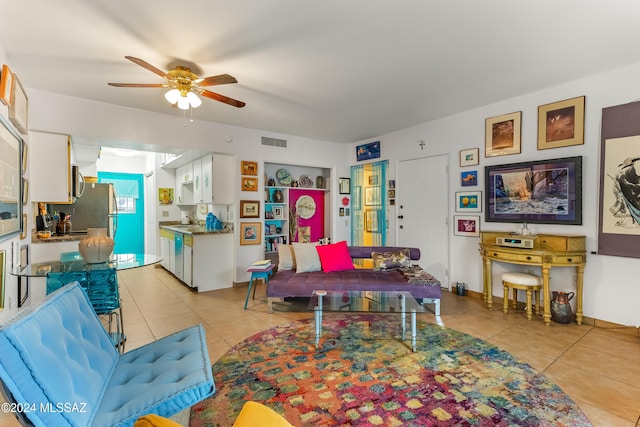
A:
[316,241,355,273]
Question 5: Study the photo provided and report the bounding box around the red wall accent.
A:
[290,189,325,242]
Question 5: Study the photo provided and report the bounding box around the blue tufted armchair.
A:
[0,282,214,427]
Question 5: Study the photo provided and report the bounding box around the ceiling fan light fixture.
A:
[177,96,190,110]
[187,91,202,108]
[164,88,181,104]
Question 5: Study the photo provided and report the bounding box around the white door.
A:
[397,155,449,287]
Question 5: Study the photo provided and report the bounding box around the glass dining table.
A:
[10,252,162,308]
[12,252,163,277]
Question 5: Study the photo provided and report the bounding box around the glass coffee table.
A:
[309,290,425,352]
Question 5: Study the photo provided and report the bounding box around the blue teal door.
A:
[98,172,145,254]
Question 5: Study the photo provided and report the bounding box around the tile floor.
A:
[2,264,639,426]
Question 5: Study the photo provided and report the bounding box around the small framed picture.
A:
[21,142,28,174]
[242,177,258,191]
[461,170,478,187]
[537,95,585,150]
[364,186,381,206]
[0,64,13,106]
[9,73,28,134]
[239,200,260,218]
[459,148,479,166]
[485,111,522,157]
[20,214,27,240]
[240,222,261,245]
[241,160,258,176]
[273,206,284,219]
[365,210,378,232]
[454,215,480,237]
[339,177,351,194]
[368,175,378,185]
[455,191,481,212]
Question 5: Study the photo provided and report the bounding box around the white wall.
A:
[351,61,640,327]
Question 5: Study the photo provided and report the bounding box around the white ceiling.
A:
[1,0,640,144]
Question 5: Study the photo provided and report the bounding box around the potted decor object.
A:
[78,228,115,264]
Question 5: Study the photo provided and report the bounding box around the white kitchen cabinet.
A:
[159,229,173,272]
[200,154,213,204]
[212,154,233,204]
[184,235,193,286]
[174,165,184,205]
[192,157,203,203]
[30,131,73,203]
[192,232,233,291]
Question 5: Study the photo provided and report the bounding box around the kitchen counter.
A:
[32,231,88,244]
[159,222,233,235]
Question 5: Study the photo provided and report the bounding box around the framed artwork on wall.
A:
[9,73,28,134]
[339,177,351,194]
[454,215,480,237]
[459,148,479,166]
[485,156,582,224]
[241,177,258,191]
[0,114,23,240]
[240,222,261,245]
[241,160,258,176]
[537,95,585,150]
[485,111,521,157]
[455,191,481,212]
[356,140,381,162]
[364,186,381,206]
[239,200,260,218]
[0,64,13,106]
[461,170,478,186]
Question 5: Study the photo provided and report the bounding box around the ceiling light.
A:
[164,89,181,104]
[186,91,202,108]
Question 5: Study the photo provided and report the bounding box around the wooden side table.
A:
[244,264,275,309]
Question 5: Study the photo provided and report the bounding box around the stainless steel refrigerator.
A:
[49,183,118,237]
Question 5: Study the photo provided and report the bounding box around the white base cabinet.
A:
[192,233,233,292]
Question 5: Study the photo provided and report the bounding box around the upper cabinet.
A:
[30,131,73,203]
[174,153,233,205]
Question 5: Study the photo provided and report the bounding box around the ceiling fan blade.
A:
[196,74,238,87]
[124,56,171,79]
[200,89,246,108]
[108,83,168,88]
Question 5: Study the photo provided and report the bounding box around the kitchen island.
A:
[159,223,234,292]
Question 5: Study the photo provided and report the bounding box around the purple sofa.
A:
[267,246,441,315]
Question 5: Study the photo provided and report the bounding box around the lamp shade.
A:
[177,96,190,110]
[164,89,181,104]
[187,92,202,108]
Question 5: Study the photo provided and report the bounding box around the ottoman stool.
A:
[502,271,542,320]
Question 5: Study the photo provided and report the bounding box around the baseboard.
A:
[451,287,638,335]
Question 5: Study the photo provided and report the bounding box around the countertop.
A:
[32,231,88,244]
[159,221,233,235]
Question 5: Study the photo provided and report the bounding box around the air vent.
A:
[261,136,287,148]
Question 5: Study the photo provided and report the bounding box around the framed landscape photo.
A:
[485,156,582,225]
[241,160,258,176]
[485,111,521,157]
[537,96,585,150]
[459,148,479,166]
[455,191,481,212]
[454,215,480,237]
[240,222,261,245]
[0,114,22,240]
[239,200,260,218]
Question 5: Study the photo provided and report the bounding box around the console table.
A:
[479,231,586,325]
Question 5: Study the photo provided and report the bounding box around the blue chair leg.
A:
[244,276,255,309]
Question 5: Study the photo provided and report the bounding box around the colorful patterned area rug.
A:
[190,314,591,426]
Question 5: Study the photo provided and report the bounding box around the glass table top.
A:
[308,290,425,313]
[11,253,162,277]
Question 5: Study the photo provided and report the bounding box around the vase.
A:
[78,228,115,264]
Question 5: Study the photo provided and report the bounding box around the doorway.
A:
[98,172,145,254]
[396,155,449,287]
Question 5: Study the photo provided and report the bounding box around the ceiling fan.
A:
[108,56,245,109]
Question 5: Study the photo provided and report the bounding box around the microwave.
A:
[71,165,85,198]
